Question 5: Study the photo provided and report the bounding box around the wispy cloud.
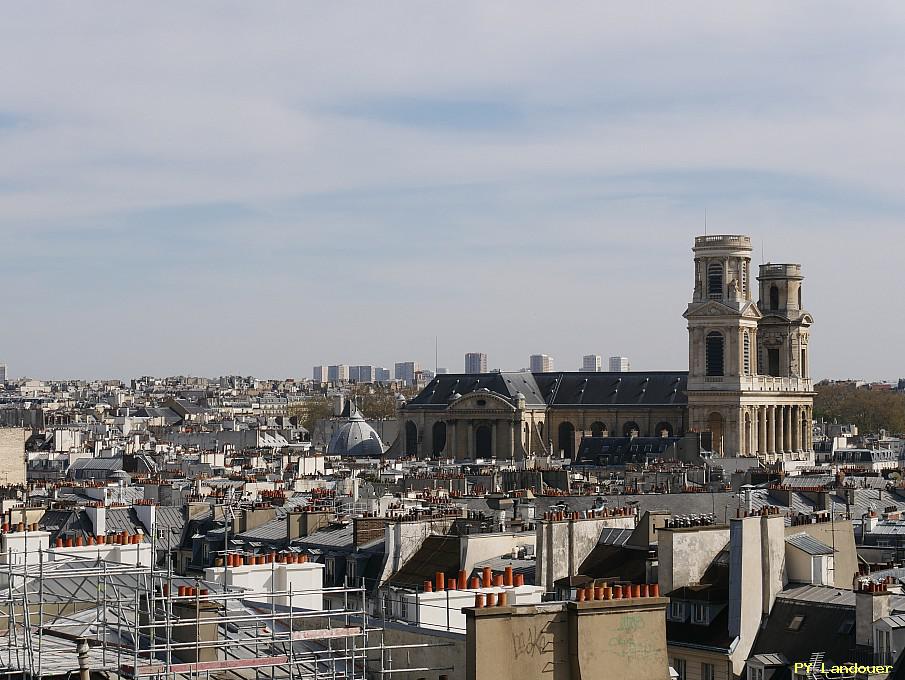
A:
[1,2,904,379]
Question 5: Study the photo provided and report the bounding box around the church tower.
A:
[684,235,815,465]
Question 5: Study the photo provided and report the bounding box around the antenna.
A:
[704,208,707,235]
[435,335,438,374]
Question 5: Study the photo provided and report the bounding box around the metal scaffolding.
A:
[0,547,380,680]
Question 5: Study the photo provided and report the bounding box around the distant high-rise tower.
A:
[0,363,6,382]
[530,354,554,372]
[312,365,327,383]
[328,365,349,382]
[608,356,630,372]
[465,352,488,374]
[582,355,602,372]
[395,361,420,384]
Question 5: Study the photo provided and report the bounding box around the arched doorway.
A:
[475,425,492,458]
[405,421,418,456]
[707,412,723,455]
[590,421,607,437]
[655,422,673,438]
[622,421,640,437]
[432,422,447,456]
[557,422,575,457]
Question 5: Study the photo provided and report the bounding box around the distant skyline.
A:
[2,3,904,382]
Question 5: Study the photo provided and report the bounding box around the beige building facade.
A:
[392,234,815,467]
[684,235,814,464]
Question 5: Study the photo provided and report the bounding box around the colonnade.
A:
[744,404,812,458]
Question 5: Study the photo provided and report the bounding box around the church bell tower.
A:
[684,235,815,466]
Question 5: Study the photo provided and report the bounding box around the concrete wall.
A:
[785,519,857,588]
[380,518,456,584]
[466,597,671,680]
[460,532,536,576]
[0,429,26,485]
[537,515,637,592]
[658,526,730,595]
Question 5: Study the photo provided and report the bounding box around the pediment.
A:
[448,391,516,412]
[685,299,761,320]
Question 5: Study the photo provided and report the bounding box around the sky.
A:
[2,2,904,382]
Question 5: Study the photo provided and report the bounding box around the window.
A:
[399,595,408,619]
[743,331,751,375]
[670,602,685,621]
[750,668,764,680]
[672,658,686,680]
[742,261,749,296]
[692,603,707,624]
[768,348,780,377]
[787,614,805,631]
[708,263,723,299]
[701,663,715,680]
[770,284,780,310]
[706,332,724,376]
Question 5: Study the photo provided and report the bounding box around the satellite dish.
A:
[890,472,901,480]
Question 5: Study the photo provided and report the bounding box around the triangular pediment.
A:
[684,300,762,320]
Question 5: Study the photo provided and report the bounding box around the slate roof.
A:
[386,534,460,589]
[786,532,834,556]
[577,543,649,583]
[576,436,682,465]
[293,524,354,550]
[541,372,687,407]
[748,598,857,671]
[406,372,547,408]
[405,371,688,409]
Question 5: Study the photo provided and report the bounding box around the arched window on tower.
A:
[770,285,780,311]
[741,261,749,297]
[743,331,751,375]
[706,332,724,377]
[708,263,723,299]
[798,286,802,309]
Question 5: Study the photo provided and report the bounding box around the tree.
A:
[289,396,334,432]
[814,382,905,435]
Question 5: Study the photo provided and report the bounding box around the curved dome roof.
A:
[327,410,385,457]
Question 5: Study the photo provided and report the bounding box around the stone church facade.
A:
[388,234,814,467]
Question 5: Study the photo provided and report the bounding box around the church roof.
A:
[406,372,548,408]
[405,371,687,409]
[327,408,385,457]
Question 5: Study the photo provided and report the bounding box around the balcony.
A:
[693,234,752,249]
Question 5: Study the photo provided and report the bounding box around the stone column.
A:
[467,422,474,461]
[784,406,792,454]
[805,408,812,450]
[510,421,517,460]
[791,406,799,452]
[491,421,497,458]
[758,406,767,457]
[777,406,785,456]
[767,406,776,457]
[450,421,458,460]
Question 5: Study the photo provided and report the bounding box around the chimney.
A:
[171,593,220,664]
[863,511,879,534]
[133,501,157,536]
[855,581,891,647]
[86,505,107,537]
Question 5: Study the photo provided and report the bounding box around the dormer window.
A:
[670,602,686,621]
[692,603,708,624]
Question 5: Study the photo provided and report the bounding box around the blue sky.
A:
[1,2,904,381]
